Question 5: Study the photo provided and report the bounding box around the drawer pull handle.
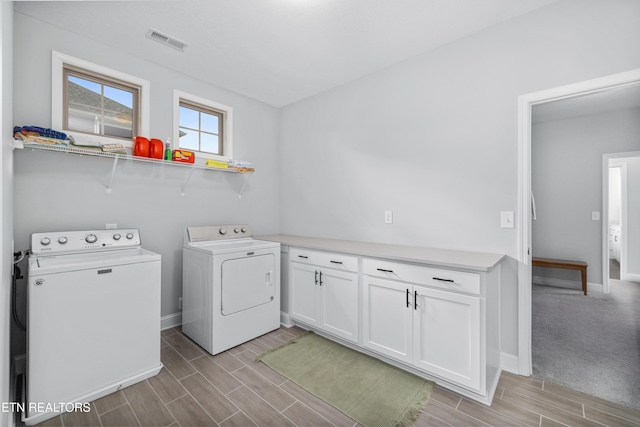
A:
[377,268,394,273]
[315,270,318,285]
[298,255,308,259]
[406,289,410,308]
[330,260,343,264]
[433,277,455,283]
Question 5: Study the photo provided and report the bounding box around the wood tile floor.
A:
[35,326,640,427]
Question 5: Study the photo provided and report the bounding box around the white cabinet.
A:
[413,287,480,390]
[289,248,359,343]
[282,242,502,404]
[362,277,413,363]
[362,258,484,393]
[609,225,621,261]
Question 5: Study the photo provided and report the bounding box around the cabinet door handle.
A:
[315,270,318,285]
[319,271,323,286]
[414,290,418,310]
[330,260,343,264]
[406,289,410,308]
[377,268,394,273]
[433,277,454,283]
[298,255,308,259]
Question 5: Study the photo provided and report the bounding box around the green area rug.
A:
[256,332,432,427]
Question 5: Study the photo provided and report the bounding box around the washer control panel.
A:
[31,229,141,255]
[186,224,252,243]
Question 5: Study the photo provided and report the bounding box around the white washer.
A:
[182,224,280,355]
[25,229,162,426]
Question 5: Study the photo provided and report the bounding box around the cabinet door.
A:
[320,269,359,343]
[289,263,320,326]
[413,287,481,391]
[362,277,413,364]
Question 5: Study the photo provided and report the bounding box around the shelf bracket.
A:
[237,173,253,198]
[106,155,120,194]
[181,167,196,196]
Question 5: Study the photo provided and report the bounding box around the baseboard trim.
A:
[533,276,603,293]
[161,312,182,330]
[280,312,294,327]
[500,352,520,374]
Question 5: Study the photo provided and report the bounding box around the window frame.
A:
[52,51,150,147]
[173,90,233,162]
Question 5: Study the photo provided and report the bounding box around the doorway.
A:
[524,78,640,410]
[516,68,640,377]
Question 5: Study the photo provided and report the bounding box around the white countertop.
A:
[257,234,505,272]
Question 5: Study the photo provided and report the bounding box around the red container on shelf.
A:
[172,149,195,163]
[133,136,149,157]
[149,138,164,159]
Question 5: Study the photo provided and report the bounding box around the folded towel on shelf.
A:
[14,125,72,147]
[14,126,68,141]
[227,159,253,168]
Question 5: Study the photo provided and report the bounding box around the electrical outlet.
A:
[106,223,118,229]
[384,211,393,224]
[178,297,183,310]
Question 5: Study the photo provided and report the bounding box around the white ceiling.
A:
[15,0,560,107]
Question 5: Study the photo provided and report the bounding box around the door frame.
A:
[516,68,640,376]
[605,153,640,286]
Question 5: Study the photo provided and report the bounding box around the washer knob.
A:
[241,228,247,233]
[126,233,134,240]
[113,234,121,241]
[234,228,240,233]
[85,234,98,244]
[58,237,68,244]
[40,237,51,246]
[219,228,227,235]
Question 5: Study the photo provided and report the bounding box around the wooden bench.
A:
[532,257,588,295]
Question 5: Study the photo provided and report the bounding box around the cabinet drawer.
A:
[362,258,480,295]
[290,247,358,272]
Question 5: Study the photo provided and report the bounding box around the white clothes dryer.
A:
[182,224,280,355]
[25,229,162,426]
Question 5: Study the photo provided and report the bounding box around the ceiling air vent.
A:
[146,28,188,52]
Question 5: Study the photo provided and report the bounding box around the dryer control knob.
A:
[58,237,68,244]
[241,228,247,233]
[85,234,98,244]
[40,237,51,246]
[113,234,121,241]
[234,228,239,233]
[126,233,134,240]
[219,228,227,235]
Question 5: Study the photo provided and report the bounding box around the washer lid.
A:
[30,248,160,274]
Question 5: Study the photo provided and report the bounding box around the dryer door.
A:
[221,253,276,315]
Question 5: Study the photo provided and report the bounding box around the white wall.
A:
[279,0,640,356]
[609,166,621,226]
[532,108,640,286]
[1,2,14,424]
[12,12,281,340]
[623,156,640,278]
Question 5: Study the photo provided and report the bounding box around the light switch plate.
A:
[592,211,600,221]
[501,211,515,228]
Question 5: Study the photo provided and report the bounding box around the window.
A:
[52,51,150,146]
[179,100,223,155]
[174,90,233,161]
[63,65,139,140]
